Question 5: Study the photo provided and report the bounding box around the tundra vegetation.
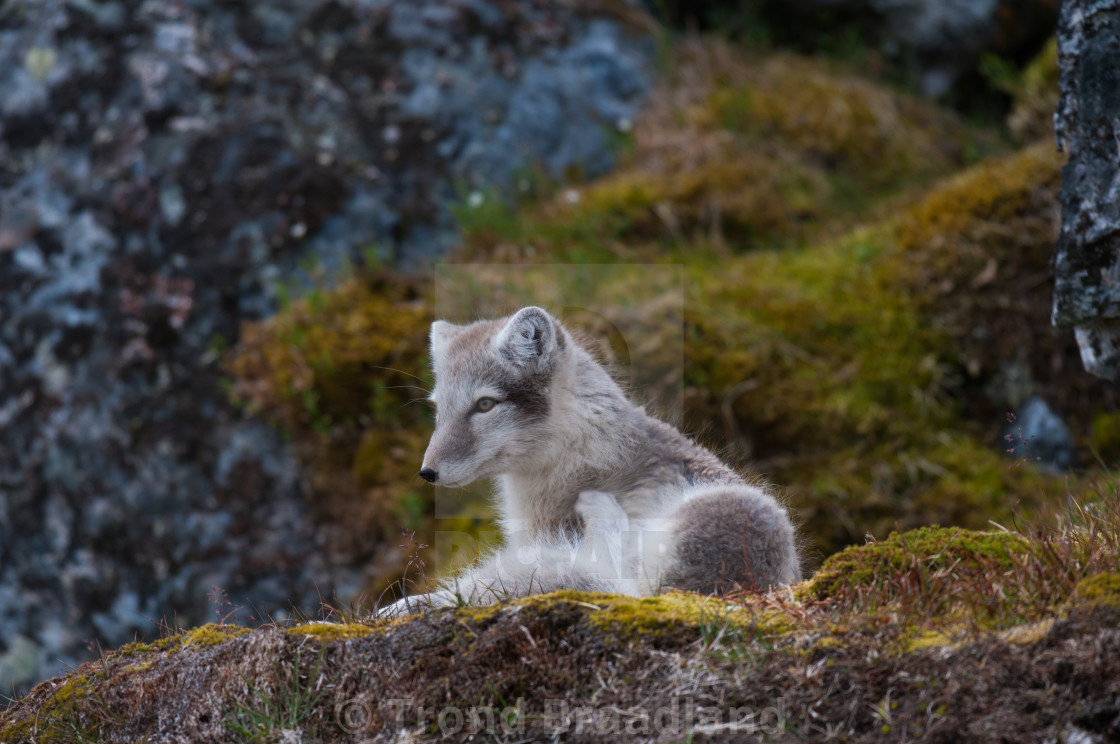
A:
[5,31,1120,744]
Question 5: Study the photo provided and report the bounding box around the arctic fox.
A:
[381,306,800,616]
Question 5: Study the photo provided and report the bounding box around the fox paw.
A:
[376,590,459,619]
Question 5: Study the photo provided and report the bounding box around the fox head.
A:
[419,306,569,487]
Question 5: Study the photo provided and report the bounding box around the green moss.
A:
[122,659,153,673]
[999,618,1054,645]
[679,141,1083,556]
[286,622,380,642]
[115,640,157,657]
[1072,573,1120,608]
[0,674,105,743]
[231,273,430,433]
[1091,411,1120,465]
[443,590,793,649]
[903,629,959,654]
[584,591,791,644]
[0,720,32,744]
[810,635,846,652]
[453,182,632,264]
[801,525,1064,630]
[569,156,825,246]
[178,624,252,649]
[893,141,1062,261]
[117,624,250,658]
[43,675,95,706]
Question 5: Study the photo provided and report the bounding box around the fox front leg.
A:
[573,491,634,593]
[575,490,630,533]
[376,589,462,619]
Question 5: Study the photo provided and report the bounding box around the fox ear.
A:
[430,320,462,363]
[495,306,562,370]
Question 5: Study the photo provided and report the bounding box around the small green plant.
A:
[360,243,385,271]
[697,602,786,669]
[223,644,331,743]
[207,333,229,357]
[870,690,895,734]
[978,53,1022,96]
[393,490,427,532]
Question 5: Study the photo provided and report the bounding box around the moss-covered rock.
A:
[286,622,381,643]
[1072,572,1120,609]
[118,624,253,657]
[807,526,1029,601]
[679,140,1116,556]
[801,526,1060,631]
[707,55,969,185]
[5,512,1120,744]
[454,42,984,263]
[6,480,1120,739]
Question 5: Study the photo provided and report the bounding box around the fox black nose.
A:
[419,467,438,484]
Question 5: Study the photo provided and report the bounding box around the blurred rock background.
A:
[2,0,1116,702]
[0,0,652,695]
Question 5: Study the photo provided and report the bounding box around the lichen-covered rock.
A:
[1052,0,1120,380]
[0,0,653,696]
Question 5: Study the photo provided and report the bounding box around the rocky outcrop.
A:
[4,521,1120,744]
[1052,0,1120,380]
[0,0,653,695]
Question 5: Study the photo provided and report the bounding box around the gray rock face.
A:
[1052,0,1120,380]
[0,0,652,696]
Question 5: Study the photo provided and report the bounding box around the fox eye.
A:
[474,397,498,413]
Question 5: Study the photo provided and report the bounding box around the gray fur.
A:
[661,487,800,594]
[380,307,800,617]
